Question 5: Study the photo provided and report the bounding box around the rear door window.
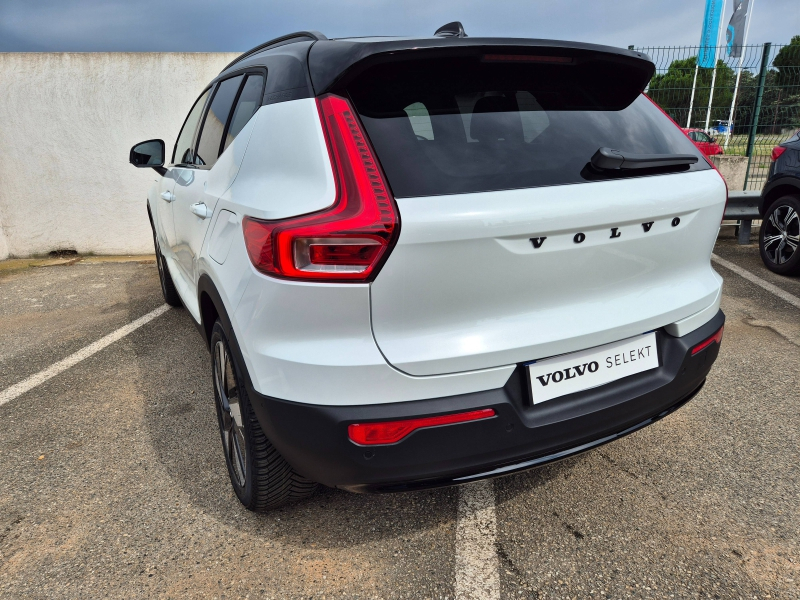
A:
[223,74,265,152]
[194,75,243,168]
[348,56,708,198]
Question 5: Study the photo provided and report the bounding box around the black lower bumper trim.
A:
[352,379,704,493]
[248,310,724,493]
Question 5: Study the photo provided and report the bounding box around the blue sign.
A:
[698,0,724,68]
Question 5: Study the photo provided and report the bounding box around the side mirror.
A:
[710,137,716,144]
[130,139,166,175]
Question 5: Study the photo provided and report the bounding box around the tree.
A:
[768,37,800,132]
[772,35,800,87]
[647,56,735,128]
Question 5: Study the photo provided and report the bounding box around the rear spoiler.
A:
[308,38,654,99]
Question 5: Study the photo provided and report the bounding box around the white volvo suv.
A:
[130,24,726,511]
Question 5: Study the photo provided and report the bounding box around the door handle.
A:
[160,191,175,202]
[190,202,211,219]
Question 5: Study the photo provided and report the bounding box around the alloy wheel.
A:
[762,205,799,265]
[213,340,247,487]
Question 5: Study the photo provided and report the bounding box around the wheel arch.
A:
[760,177,800,216]
[197,273,256,396]
[197,274,229,348]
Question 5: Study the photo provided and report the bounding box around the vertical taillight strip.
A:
[242,95,399,282]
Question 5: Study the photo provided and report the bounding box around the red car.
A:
[683,128,724,156]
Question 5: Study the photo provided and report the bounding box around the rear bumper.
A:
[248,310,724,492]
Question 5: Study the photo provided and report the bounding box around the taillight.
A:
[771,146,787,161]
[242,94,399,282]
[691,325,724,356]
[348,409,496,446]
[717,164,729,224]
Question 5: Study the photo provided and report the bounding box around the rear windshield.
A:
[348,57,708,198]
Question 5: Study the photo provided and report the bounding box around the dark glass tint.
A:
[173,89,209,165]
[195,75,243,167]
[223,74,264,152]
[690,131,712,143]
[348,57,708,198]
[131,140,163,166]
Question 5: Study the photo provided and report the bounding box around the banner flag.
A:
[698,0,725,68]
[726,0,750,57]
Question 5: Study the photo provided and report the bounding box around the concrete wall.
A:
[710,155,750,192]
[0,52,238,259]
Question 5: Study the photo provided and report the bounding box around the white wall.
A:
[0,52,239,259]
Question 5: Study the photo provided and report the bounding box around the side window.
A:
[696,132,712,143]
[173,89,210,165]
[194,75,243,168]
[223,74,265,152]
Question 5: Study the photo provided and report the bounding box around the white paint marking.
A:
[0,304,170,407]
[712,254,800,310]
[455,479,500,600]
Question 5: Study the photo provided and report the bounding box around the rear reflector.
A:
[348,408,496,446]
[691,325,724,356]
[242,94,399,282]
[771,146,787,161]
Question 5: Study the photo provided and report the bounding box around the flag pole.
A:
[704,0,727,132]
[687,63,700,127]
[724,0,755,150]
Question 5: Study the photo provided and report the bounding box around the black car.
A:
[759,131,800,275]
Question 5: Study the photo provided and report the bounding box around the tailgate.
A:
[343,43,723,376]
[370,170,725,376]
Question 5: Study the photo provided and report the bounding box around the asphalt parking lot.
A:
[1,230,799,600]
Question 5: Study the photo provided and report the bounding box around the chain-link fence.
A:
[634,41,800,190]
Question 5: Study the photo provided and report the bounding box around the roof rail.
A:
[222,31,327,72]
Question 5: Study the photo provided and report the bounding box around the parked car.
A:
[130,24,726,511]
[683,128,724,156]
[710,120,732,136]
[758,130,800,275]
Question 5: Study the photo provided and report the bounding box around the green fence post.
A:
[743,42,771,189]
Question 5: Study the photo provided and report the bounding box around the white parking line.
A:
[712,254,800,310]
[0,304,170,407]
[455,479,500,600]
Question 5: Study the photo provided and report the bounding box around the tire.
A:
[210,321,317,511]
[151,226,182,307]
[759,194,800,276]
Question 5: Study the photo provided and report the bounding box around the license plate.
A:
[527,333,659,404]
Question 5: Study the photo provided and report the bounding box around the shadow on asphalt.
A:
[494,456,576,508]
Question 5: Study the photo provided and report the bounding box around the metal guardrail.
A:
[724,190,761,244]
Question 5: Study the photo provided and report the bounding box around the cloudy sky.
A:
[0,0,798,52]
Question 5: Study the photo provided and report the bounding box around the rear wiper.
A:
[590,147,698,171]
